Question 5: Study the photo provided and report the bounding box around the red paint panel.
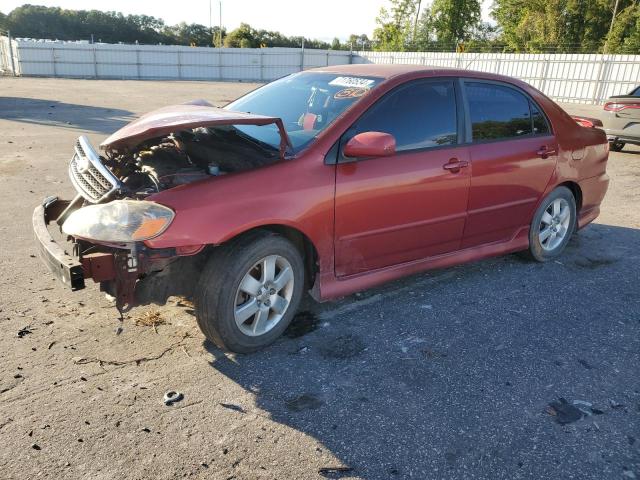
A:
[334,146,471,277]
[462,136,557,248]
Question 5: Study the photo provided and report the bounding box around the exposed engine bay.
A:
[102,125,280,200]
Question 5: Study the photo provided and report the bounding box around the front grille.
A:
[68,136,120,203]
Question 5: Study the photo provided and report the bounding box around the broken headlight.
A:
[62,200,174,243]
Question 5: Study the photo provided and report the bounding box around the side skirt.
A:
[316,226,530,301]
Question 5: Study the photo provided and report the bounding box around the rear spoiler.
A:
[571,116,603,128]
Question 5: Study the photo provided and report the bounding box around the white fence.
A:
[2,37,639,104]
[0,35,17,75]
[356,51,640,104]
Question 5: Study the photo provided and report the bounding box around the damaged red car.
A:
[34,65,609,352]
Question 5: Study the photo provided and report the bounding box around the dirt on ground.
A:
[0,77,638,480]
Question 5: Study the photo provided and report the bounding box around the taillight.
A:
[574,117,594,128]
[604,102,640,112]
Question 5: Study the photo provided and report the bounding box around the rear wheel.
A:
[523,187,577,262]
[195,231,305,353]
[610,140,625,152]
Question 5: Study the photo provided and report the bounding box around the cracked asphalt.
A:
[0,77,639,480]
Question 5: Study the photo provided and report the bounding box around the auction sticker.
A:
[329,76,376,88]
[334,87,369,99]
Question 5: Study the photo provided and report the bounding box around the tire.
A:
[523,186,577,262]
[194,230,305,353]
[610,140,625,152]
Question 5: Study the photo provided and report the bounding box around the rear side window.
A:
[348,79,457,152]
[466,82,533,141]
[631,86,640,96]
[530,102,550,135]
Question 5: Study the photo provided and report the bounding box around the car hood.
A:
[100,101,292,158]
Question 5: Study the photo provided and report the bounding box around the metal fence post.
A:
[592,54,607,105]
[136,49,141,79]
[539,56,550,95]
[92,47,98,78]
[260,48,264,81]
[51,46,57,77]
[7,31,17,76]
[300,39,305,72]
[177,50,182,79]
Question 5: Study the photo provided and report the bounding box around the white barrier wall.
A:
[9,41,352,82]
[355,51,640,104]
[3,38,640,104]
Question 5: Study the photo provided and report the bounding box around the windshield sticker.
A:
[334,87,370,99]
[329,76,376,88]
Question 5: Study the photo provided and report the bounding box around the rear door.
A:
[461,81,557,248]
[333,78,471,277]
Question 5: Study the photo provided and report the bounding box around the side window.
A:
[466,82,532,141]
[348,80,457,152]
[530,101,550,135]
[632,86,640,97]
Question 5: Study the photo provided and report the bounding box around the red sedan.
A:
[34,64,609,352]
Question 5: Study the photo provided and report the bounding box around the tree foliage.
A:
[492,0,640,53]
[2,2,639,54]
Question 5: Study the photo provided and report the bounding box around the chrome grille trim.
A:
[68,136,120,203]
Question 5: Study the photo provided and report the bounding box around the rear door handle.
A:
[537,146,557,159]
[443,159,469,173]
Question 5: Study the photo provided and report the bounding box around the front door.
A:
[334,78,471,277]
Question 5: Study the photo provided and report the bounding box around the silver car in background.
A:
[603,86,640,151]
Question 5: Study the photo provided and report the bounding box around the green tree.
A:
[491,0,640,53]
[373,0,419,51]
[428,0,482,44]
[330,37,342,49]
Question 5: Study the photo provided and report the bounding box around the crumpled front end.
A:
[33,196,200,312]
[33,102,292,311]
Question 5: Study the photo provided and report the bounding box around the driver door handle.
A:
[536,146,557,159]
[443,159,469,173]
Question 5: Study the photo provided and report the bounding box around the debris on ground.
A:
[134,310,166,328]
[163,391,184,406]
[17,326,32,338]
[318,466,354,478]
[219,403,246,413]
[546,398,606,424]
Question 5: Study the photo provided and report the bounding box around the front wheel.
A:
[524,187,577,262]
[195,231,305,353]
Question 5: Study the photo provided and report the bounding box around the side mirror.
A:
[343,131,396,159]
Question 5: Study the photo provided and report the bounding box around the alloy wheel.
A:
[538,198,571,251]
[233,255,295,336]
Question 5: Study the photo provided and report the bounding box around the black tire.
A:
[194,230,305,353]
[610,141,625,152]
[522,186,577,262]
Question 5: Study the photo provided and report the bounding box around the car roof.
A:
[307,63,522,85]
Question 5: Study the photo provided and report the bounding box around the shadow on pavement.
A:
[0,97,133,133]
[205,223,640,479]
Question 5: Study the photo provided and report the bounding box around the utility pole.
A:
[413,0,422,42]
[604,0,621,54]
[219,1,222,48]
[209,0,214,47]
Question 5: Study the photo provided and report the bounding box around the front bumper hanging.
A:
[32,196,85,290]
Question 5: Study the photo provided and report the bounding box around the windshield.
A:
[225,72,383,153]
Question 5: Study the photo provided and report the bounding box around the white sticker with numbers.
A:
[328,76,375,88]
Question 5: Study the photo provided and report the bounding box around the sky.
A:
[1,0,494,41]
